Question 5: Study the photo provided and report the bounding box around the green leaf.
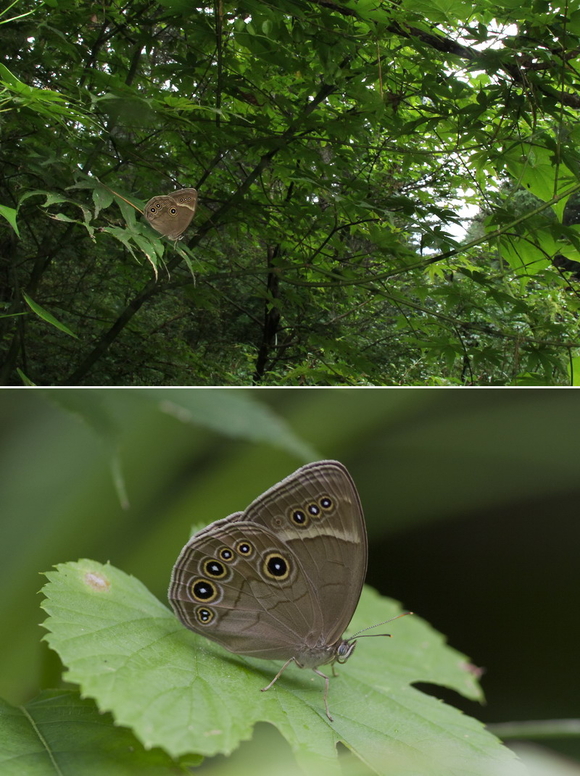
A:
[0,689,195,774]
[497,237,551,276]
[43,391,129,509]
[16,368,35,385]
[503,146,575,210]
[401,0,475,23]
[131,232,163,278]
[19,190,69,208]
[40,560,525,776]
[568,355,580,385]
[0,204,19,235]
[146,389,318,460]
[22,293,78,338]
[0,64,95,128]
[0,63,20,86]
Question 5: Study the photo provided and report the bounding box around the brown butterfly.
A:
[145,188,197,240]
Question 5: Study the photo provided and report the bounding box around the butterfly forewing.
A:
[242,461,367,645]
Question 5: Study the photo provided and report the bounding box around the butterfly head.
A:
[335,638,357,664]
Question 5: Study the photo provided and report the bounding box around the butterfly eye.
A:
[336,640,356,662]
[170,207,177,214]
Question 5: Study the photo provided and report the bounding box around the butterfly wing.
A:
[169,517,323,660]
[242,460,367,646]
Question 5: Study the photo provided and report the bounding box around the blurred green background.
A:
[0,388,578,768]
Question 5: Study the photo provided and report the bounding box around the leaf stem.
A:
[488,719,580,740]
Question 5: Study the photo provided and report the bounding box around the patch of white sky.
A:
[441,20,519,240]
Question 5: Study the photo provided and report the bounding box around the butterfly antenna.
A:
[350,611,413,640]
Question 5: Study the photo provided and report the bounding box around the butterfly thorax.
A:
[295,637,356,669]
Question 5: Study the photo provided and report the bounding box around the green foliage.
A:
[0,690,193,775]
[38,559,523,775]
[1,0,580,384]
[22,292,78,338]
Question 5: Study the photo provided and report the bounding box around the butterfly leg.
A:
[261,657,296,692]
[261,660,334,721]
[312,668,333,722]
